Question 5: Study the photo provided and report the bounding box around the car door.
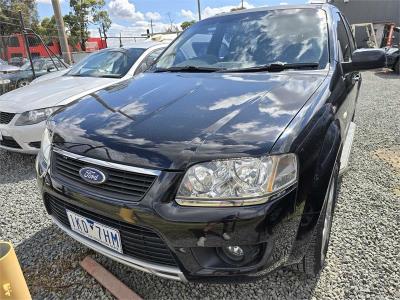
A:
[335,12,359,135]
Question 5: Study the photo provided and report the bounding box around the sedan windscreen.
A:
[67,48,145,78]
[156,8,329,71]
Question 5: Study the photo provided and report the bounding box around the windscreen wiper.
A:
[154,65,226,73]
[222,62,320,73]
[97,74,121,78]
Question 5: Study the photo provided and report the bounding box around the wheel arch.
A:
[275,102,344,264]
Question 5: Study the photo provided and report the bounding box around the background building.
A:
[330,0,400,48]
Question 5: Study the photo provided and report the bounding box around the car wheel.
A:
[394,59,400,75]
[295,163,339,277]
[17,79,30,88]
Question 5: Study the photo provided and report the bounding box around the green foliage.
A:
[181,20,196,31]
[68,0,111,49]
[35,16,57,41]
[0,0,39,34]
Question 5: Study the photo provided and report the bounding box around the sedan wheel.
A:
[18,79,30,88]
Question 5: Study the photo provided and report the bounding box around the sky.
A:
[36,0,308,37]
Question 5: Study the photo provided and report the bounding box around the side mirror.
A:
[343,48,386,73]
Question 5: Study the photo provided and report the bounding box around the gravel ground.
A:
[0,70,399,299]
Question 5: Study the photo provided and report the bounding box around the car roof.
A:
[122,41,167,50]
[98,41,167,53]
[208,3,329,18]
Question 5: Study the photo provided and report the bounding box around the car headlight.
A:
[36,128,53,177]
[41,128,52,163]
[0,79,10,84]
[15,106,62,126]
[176,154,298,207]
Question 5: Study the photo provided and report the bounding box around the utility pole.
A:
[51,0,72,64]
[150,19,154,36]
[18,11,35,79]
[102,23,108,48]
[197,0,201,21]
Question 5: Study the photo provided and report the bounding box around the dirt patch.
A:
[374,148,400,170]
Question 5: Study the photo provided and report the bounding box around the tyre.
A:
[394,59,400,75]
[17,79,30,88]
[295,163,339,277]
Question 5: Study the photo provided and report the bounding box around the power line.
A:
[0,7,31,17]
[0,20,20,27]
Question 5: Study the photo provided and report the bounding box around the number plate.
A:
[66,210,123,253]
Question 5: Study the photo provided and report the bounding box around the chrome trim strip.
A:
[175,197,270,207]
[51,216,187,282]
[53,148,161,176]
[339,122,356,175]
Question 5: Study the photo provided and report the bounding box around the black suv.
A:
[36,4,385,282]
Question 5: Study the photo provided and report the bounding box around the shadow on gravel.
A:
[373,70,400,80]
[14,224,100,299]
[0,150,36,184]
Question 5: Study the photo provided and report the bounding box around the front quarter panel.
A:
[271,68,344,263]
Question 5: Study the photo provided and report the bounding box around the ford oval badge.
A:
[79,167,107,184]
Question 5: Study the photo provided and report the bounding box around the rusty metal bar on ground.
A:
[80,256,142,300]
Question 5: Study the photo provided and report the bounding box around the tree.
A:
[35,16,58,42]
[0,0,39,34]
[181,20,196,31]
[67,0,111,50]
[0,0,39,59]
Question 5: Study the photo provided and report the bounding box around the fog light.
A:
[223,246,244,262]
[217,244,263,267]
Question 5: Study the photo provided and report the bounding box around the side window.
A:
[336,14,352,62]
[46,61,60,71]
[340,14,356,53]
[33,60,44,71]
[135,48,164,75]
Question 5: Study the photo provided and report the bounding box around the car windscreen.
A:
[66,48,146,78]
[20,60,45,71]
[155,8,329,71]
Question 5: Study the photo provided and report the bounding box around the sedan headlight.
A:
[0,79,10,84]
[176,154,297,207]
[37,127,53,174]
[15,106,62,126]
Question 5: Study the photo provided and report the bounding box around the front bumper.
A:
[0,118,44,154]
[51,216,187,281]
[37,152,306,282]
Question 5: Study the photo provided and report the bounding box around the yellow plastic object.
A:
[0,242,31,300]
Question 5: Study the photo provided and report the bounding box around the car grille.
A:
[46,194,178,266]
[0,112,15,124]
[52,151,157,202]
[0,136,21,149]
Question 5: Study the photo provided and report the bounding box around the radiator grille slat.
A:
[46,194,177,266]
[52,152,157,202]
[0,112,15,124]
[0,136,21,149]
